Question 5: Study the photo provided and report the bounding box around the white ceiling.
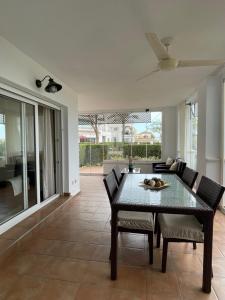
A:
[0,0,225,112]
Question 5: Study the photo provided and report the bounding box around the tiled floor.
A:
[80,166,103,174]
[1,176,225,299]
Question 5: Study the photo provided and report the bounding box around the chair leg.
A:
[193,242,197,250]
[154,213,158,234]
[109,231,118,260]
[162,238,168,273]
[148,232,153,264]
[156,225,161,248]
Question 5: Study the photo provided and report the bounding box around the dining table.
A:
[110,173,214,293]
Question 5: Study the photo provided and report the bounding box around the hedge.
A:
[79,143,161,166]
[123,144,161,159]
[79,144,108,166]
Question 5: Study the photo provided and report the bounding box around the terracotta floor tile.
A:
[37,277,79,300]
[0,238,14,252]
[212,257,225,277]
[178,273,218,300]
[212,277,225,300]
[1,176,225,299]
[1,226,28,240]
[118,233,146,249]
[148,295,181,300]
[66,242,97,260]
[149,249,175,272]
[118,247,149,266]
[111,265,147,294]
[147,270,180,297]
[2,253,38,275]
[170,253,203,274]
[19,238,59,255]
[3,275,45,300]
[41,257,88,282]
[91,244,110,262]
[110,288,146,300]
[0,272,19,299]
[84,262,147,294]
[75,283,111,300]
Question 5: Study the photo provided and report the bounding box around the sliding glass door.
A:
[0,92,62,224]
[0,95,37,223]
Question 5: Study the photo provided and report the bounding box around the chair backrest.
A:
[103,171,118,205]
[196,176,225,212]
[181,167,198,189]
[176,161,186,177]
[112,165,123,185]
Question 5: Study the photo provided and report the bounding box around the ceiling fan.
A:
[137,32,225,81]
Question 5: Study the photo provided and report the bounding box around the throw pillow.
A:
[166,157,174,166]
[169,162,178,171]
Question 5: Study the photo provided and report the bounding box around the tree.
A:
[87,114,99,144]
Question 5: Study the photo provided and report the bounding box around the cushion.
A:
[118,211,154,230]
[158,214,204,242]
[166,157,174,165]
[169,162,178,171]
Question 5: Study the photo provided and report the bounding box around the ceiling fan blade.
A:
[178,59,225,67]
[137,69,160,81]
[145,33,170,60]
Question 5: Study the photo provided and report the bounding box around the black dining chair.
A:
[112,165,123,185]
[181,167,198,189]
[154,163,192,235]
[103,171,154,264]
[157,176,225,273]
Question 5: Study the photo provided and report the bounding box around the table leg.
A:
[111,208,118,280]
[202,211,213,293]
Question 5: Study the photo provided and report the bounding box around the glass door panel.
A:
[0,95,37,223]
[26,103,37,208]
[38,106,56,201]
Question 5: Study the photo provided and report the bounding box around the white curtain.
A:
[42,108,55,199]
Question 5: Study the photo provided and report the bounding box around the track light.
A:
[35,75,62,93]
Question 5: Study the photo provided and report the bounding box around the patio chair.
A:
[181,167,198,189]
[103,171,154,264]
[153,159,186,178]
[157,176,225,273]
[112,165,123,185]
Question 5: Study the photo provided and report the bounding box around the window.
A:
[185,102,198,169]
[79,111,162,174]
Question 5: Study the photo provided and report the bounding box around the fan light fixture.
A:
[35,75,62,93]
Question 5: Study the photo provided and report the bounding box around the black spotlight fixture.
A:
[35,75,62,93]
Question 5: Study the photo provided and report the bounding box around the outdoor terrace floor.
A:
[0,176,225,299]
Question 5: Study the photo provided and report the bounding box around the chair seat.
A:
[158,214,204,242]
[118,211,154,230]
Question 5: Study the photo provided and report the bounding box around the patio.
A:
[80,165,103,174]
[0,176,225,299]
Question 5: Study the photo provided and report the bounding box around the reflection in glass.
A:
[26,104,37,208]
[0,96,38,224]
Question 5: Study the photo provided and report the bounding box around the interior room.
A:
[0,0,225,299]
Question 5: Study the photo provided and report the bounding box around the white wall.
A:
[0,36,79,196]
[196,75,222,182]
[177,69,224,185]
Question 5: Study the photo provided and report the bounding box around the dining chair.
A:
[181,167,198,189]
[112,165,123,185]
[103,171,154,264]
[154,164,193,235]
[157,176,225,273]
